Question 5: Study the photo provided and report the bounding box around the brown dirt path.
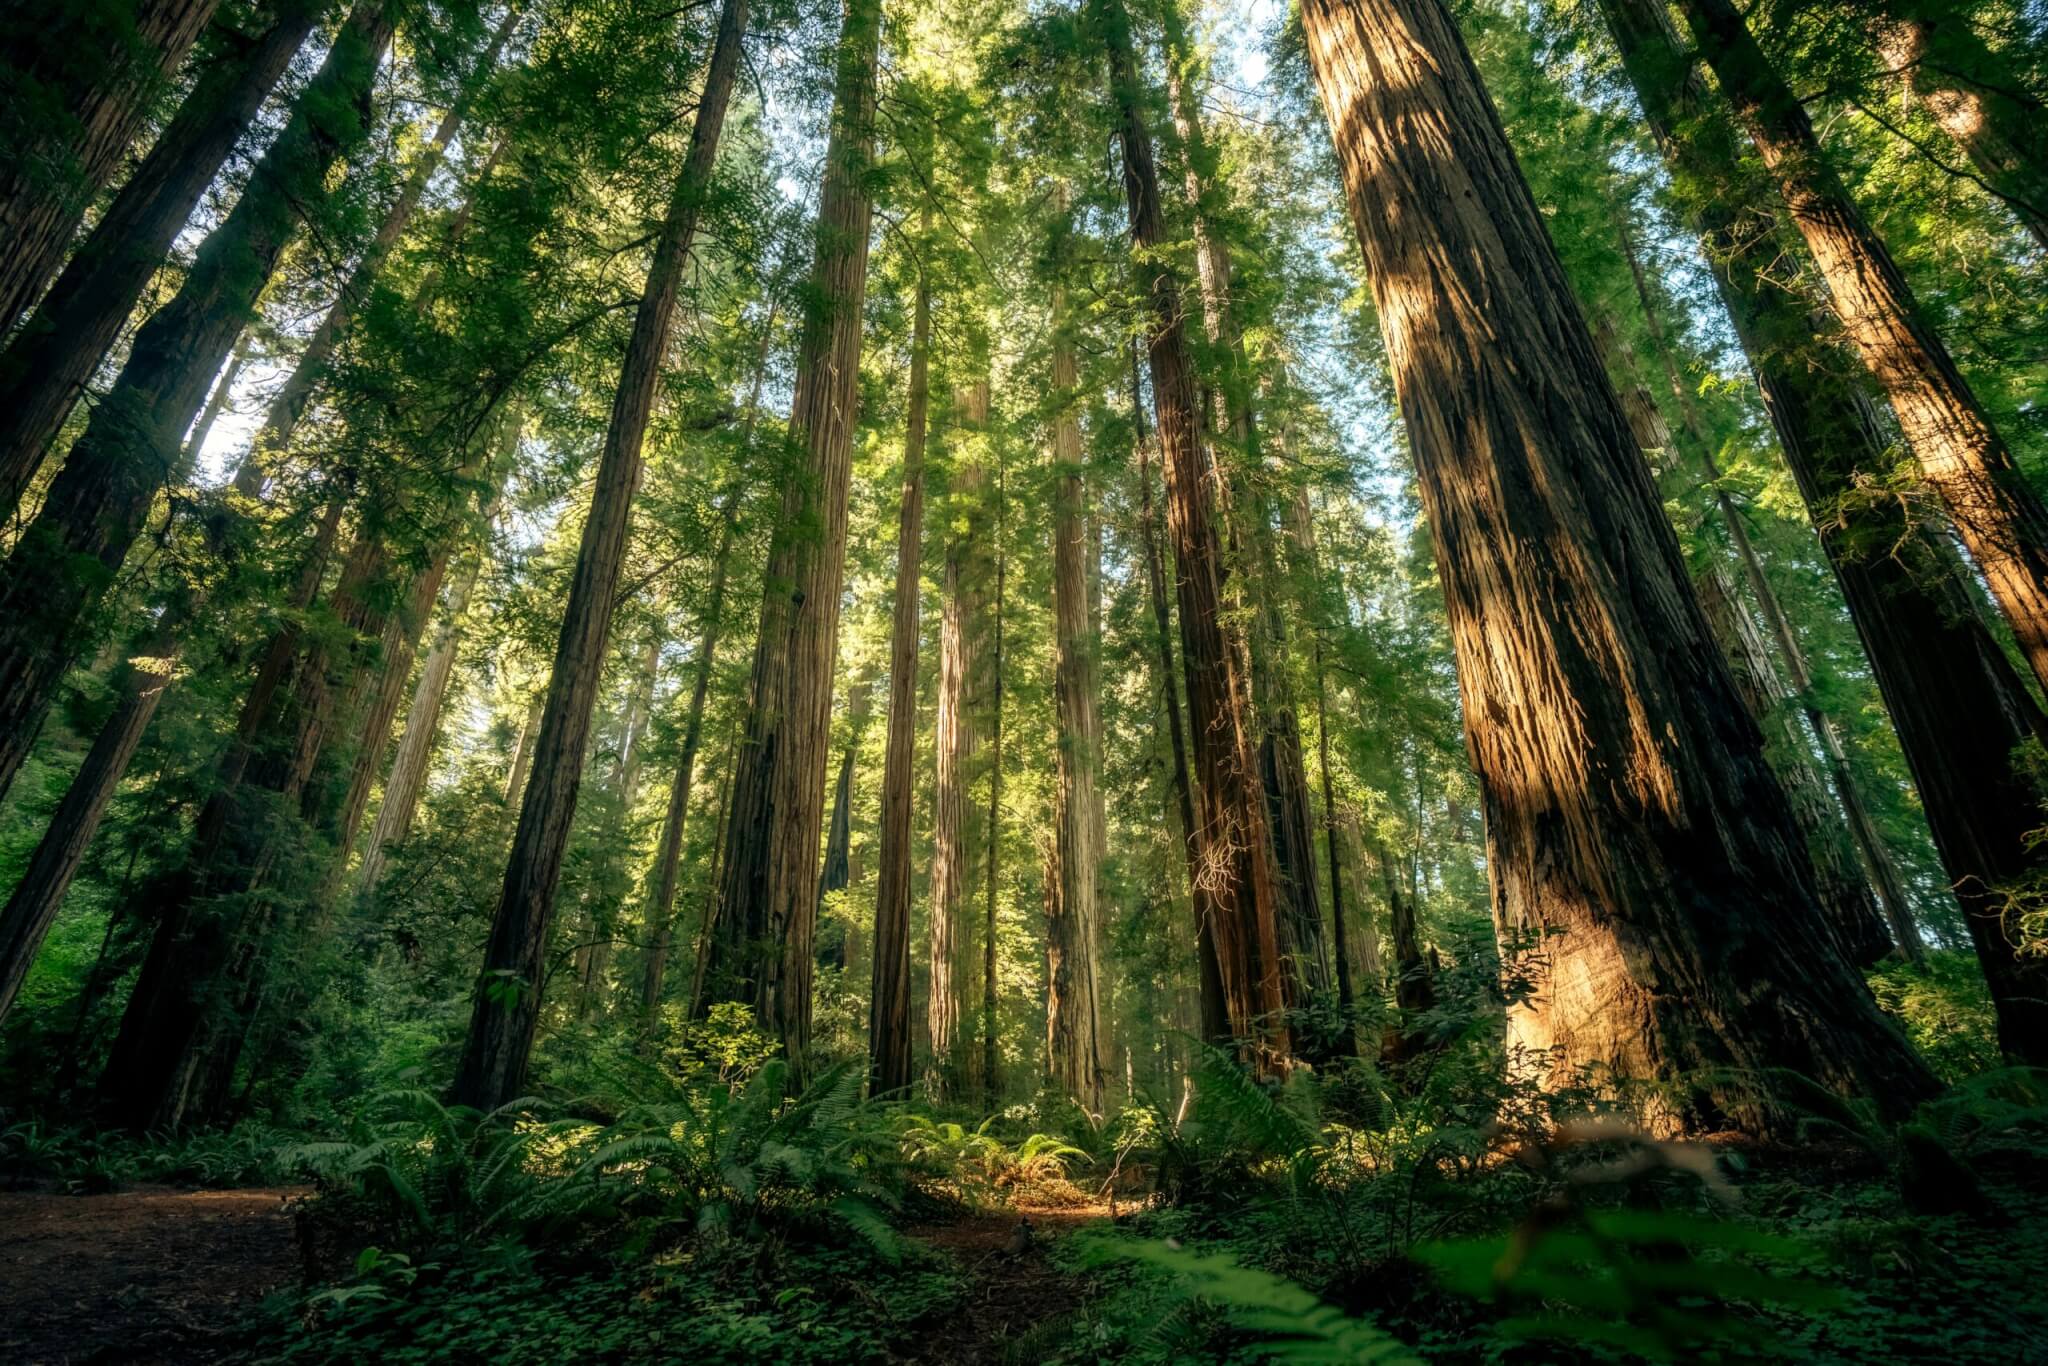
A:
[0,1186,306,1364]
[908,1201,1111,1365]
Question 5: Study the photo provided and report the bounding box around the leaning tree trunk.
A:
[1677,0,2048,704]
[1104,0,1290,1064]
[1129,340,1230,1047]
[868,246,930,1098]
[0,0,220,334]
[0,0,394,811]
[1046,289,1107,1114]
[924,378,988,1096]
[1598,0,2048,1067]
[1876,4,2048,252]
[1299,0,1938,1131]
[696,0,880,1072]
[0,1,318,518]
[448,0,749,1112]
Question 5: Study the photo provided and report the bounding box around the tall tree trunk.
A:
[182,336,252,465]
[1676,0,2048,703]
[980,411,1006,1104]
[448,0,749,1112]
[1611,216,1921,958]
[1104,0,1290,1064]
[868,246,929,1097]
[0,1,317,517]
[1300,0,1938,1130]
[925,379,987,1095]
[0,0,221,334]
[0,0,394,811]
[695,0,880,1072]
[1598,0,2048,1065]
[1047,288,1105,1113]
[1130,340,1229,1046]
[1876,4,2048,251]
[0,628,174,1025]
[640,488,740,1028]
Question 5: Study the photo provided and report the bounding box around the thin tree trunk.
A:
[182,337,252,466]
[694,0,880,1073]
[1300,0,1938,1130]
[0,2,317,518]
[1599,0,2048,1065]
[868,240,929,1097]
[0,0,221,333]
[1047,287,1105,1113]
[1104,0,1289,1065]
[448,0,748,1111]
[1678,0,2048,703]
[504,695,542,803]
[1130,340,1229,1047]
[980,414,1006,1105]
[0,1,394,811]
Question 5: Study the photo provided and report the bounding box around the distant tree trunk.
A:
[1047,290,1106,1113]
[1130,340,1229,1047]
[1104,0,1289,1064]
[182,337,252,465]
[1366,825,1435,1067]
[504,695,543,803]
[448,0,749,1112]
[0,2,317,517]
[640,488,740,1029]
[0,628,174,1026]
[1301,0,1939,1129]
[0,0,221,334]
[696,0,879,1072]
[869,248,929,1097]
[1599,0,2048,1065]
[925,379,987,1096]
[1875,5,2048,251]
[980,417,1007,1104]
[0,0,394,811]
[1676,0,2048,703]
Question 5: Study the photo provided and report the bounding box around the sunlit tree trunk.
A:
[981,443,1006,1102]
[448,0,749,1111]
[697,0,880,1072]
[1047,289,1106,1112]
[1300,0,1938,1129]
[1876,4,2048,251]
[869,249,930,1097]
[0,1,317,517]
[1599,0,2048,1065]
[1104,0,1289,1064]
[504,695,543,803]
[1129,341,1229,1047]
[0,1,393,811]
[0,0,220,333]
[1676,0,2048,703]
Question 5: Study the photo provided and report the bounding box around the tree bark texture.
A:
[0,0,394,812]
[0,1,318,518]
[868,251,929,1098]
[1600,0,2048,1064]
[0,0,221,334]
[448,0,748,1111]
[697,0,879,1072]
[1678,0,2048,704]
[1105,0,1289,1064]
[1301,0,1938,1128]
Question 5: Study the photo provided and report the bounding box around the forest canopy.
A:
[2,0,2047,1361]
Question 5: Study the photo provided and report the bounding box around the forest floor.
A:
[907,1199,1110,1365]
[0,1186,306,1365]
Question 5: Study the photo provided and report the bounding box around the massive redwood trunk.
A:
[0,0,394,811]
[868,250,930,1097]
[0,2,318,518]
[1047,288,1106,1113]
[696,0,880,1071]
[0,0,221,333]
[1676,0,2048,704]
[1598,0,2048,1064]
[448,0,749,1112]
[1300,0,1938,1129]
[1103,0,1289,1063]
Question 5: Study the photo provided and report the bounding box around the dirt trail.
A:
[909,1201,1110,1365]
[0,1186,305,1364]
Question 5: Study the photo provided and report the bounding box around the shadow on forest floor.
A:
[908,1200,1112,1364]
